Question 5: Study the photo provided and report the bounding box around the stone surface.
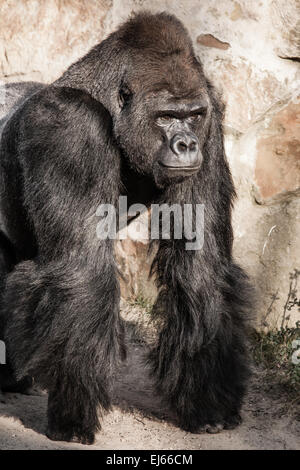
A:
[205,57,294,134]
[254,98,300,204]
[0,0,111,83]
[0,0,299,329]
[116,211,157,301]
[227,103,300,329]
[233,195,300,330]
[197,34,230,50]
[116,239,157,301]
[270,0,300,60]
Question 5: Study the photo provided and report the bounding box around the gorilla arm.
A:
[149,94,252,433]
[1,86,124,444]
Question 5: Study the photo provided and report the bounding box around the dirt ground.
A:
[0,302,299,450]
[0,367,298,450]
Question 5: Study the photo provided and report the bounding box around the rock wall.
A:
[0,0,112,83]
[0,0,299,328]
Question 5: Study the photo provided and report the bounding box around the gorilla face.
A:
[112,55,212,187]
[152,93,210,176]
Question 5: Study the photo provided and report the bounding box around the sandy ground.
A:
[0,303,299,450]
[0,367,299,450]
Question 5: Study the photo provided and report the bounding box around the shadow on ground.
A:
[0,365,299,450]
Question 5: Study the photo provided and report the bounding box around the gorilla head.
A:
[113,13,212,185]
[59,12,213,188]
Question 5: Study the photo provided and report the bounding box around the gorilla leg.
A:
[0,231,14,388]
[2,247,124,444]
[0,231,33,393]
[150,237,251,433]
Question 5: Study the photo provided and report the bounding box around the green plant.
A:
[251,321,300,394]
[129,293,153,314]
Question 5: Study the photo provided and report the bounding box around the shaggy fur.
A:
[0,12,252,444]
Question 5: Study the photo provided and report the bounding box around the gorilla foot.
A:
[46,426,95,445]
[223,413,242,430]
[181,422,223,434]
[180,413,242,434]
[200,423,224,434]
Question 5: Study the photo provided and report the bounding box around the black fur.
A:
[0,12,252,443]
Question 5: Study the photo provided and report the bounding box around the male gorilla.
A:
[0,12,251,443]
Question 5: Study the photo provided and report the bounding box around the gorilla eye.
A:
[156,115,174,126]
[119,84,132,108]
[186,112,205,123]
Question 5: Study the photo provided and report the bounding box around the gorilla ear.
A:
[118,83,132,109]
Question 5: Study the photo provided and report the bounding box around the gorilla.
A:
[0,12,252,444]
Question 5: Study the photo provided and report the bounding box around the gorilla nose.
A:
[163,132,202,172]
[171,133,199,156]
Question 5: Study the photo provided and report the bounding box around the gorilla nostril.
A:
[177,141,187,153]
[170,134,199,156]
[189,141,197,152]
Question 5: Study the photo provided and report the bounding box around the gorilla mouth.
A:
[159,162,201,174]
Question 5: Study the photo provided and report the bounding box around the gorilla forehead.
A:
[130,54,205,99]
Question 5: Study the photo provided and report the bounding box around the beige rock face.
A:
[197,34,230,50]
[0,0,299,329]
[204,58,293,134]
[115,211,157,301]
[106,0,300,133]
[0,0,111,83]
[254,99,300,203]
[270,0,300,59]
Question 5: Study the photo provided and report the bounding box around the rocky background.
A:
[0,0,299,329]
